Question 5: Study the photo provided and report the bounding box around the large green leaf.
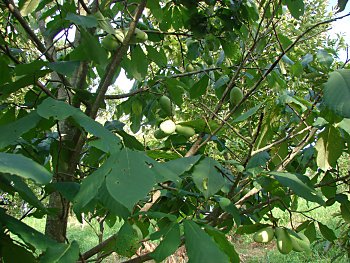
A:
[184,220,230,263]
[48,61,80,77]
[323,69,350,118]
[190,75,209,99]
[65,13,97,28]
[40,240,80,263]
[146,45,167,68]
[0,173,45,210]
[192,157,225,199]
[106,149,157,211]
[73,154,117,214]
[0,111,42,149]
[0,208,56,250]
[114,222,142,257]
[150,223,181,262]
[20,0,40,16]
[270,172,324,205]
[285,0,304,19]
[0,153,51,184]
[318,222,337,242]
[205,226,240,263]
[315,126,344,171]
[232,103,262,123]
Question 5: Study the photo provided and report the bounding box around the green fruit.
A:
[133,28,148,42]
[154,129,168,139]
[159,95,172,116]
[175,125,195,137]
[186,64,194,72]
[114,29,125,42]
[102,34,120,51]
[229,87,243,107]
[275,227,293,254]
[253,227,274,243]
[289,231,310,252]
[159,120,176,134]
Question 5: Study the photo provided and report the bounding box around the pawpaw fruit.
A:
[229,87,243,107]
[154,129,168,139]
[253,227,274,243]
[275,227,293,254]
[114,28,148,44]
[159,95,172,116]
[102,34,120,51]
[160,120,176,134]
[175,125,195,137]
[288,231,310,252]
[186,64,194,72]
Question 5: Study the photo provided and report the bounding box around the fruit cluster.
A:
[253,226,311,254]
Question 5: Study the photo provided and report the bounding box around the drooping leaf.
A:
[146,45,167,68]
[285,0,305,19]
[65,13,97,28]
[106,149,157,210]
[150,223,181,262]
[0,111,42,148]
[270,172,324,205]
[323,69,350,118]
[336,0,349,13]
[205,226,240,263]
[315,126,344,171]
[114,222,142,257]
[218,197,241,227]
[0,208,56,250]
[318,222,337,242]
[0,235,36,263]
[20,0,40,16]
[0,173,46,210]
[232,103,262,123]
[0,153,51,184]
[184,220,230,263]
[130,45,148,81]
[190,75,209,99]
[48,61,80,77]
[40,240,80,263]
[192,157,225,199]
[340,200,350,223]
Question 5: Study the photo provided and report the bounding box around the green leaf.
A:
[165,78,186,107]
[14,60,47,76]
[218,197,241,227]
[0,174,45,210]
[336,0,349,13]
[277,34,293,50]
[190,75,209,99]
[318,222,337,242]
[151,223,181,262]
[192,157,225,199]
[184,220,230,263]
[106,149,157,210]
[205,226,240,263]
[115,222,141,257]
[270,172,324,205]
[37,97,79,120]
[232,103,262,123]
[0,153,51,184]
[0,208,56,250]
[48,61,80,77]
[65,13,97,28]
[323,69,350,118]
[285,0,304,19]
[40,240,80,263]
[0,235,36,263]
[131,46,148,81]
[340,200,350,223]
[0,111,42,149]
[317,49,333,68]
[20,0,40,16]
[50,182,80,202]
[315,126,344,171]
[146,45,167,68]
[304,222,316,242]
[73,154,117,214]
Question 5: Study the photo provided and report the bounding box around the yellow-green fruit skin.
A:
[154,129,167,139]
[102,35,119,51]
[186,64,194,72]
[160,120,176,135]
[175,125,195,138]
[159,95,172,116]
[275,227,293,254]
[229,87,243,107]
[253,227,274,243]
[290,232,310,252]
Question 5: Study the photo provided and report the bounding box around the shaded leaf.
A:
[190,75,209,99]
[184,220,229,263]
[48,61,80,77]
[232,103,262,123]
[40,240,80,263]
[192,157,225,199]
[285,0,304,19]
[318,222,337,242]
[0,153,51,184]
[270,172,324,205]
[323,69,350,118]
[65,13,97,28]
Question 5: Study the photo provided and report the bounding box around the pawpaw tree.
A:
[0,0,350,262]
